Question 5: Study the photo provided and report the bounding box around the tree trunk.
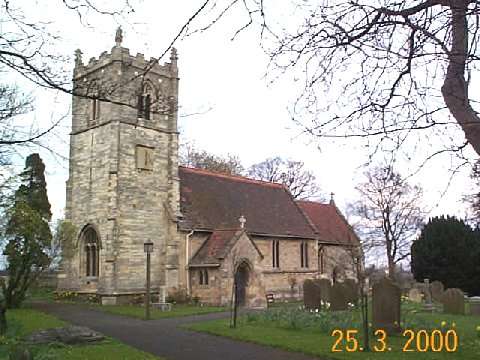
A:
[442,1,480,156]
[0,280,6,335]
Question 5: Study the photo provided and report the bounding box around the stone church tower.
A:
[61,29,181,304]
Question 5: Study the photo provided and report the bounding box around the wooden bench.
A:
[266,293,275,305]
[151,302,172,311]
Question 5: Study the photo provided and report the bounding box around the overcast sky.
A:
[5,1,479,251]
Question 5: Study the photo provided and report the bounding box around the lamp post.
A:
[144,239,153,320]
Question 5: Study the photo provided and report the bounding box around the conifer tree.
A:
[3,153,52,308]
[411,216,480,296]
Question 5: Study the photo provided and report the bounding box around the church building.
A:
[58,29,361,307]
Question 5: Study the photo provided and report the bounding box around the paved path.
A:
[32,302,325,360]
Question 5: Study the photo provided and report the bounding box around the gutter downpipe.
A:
[186,230,194,295]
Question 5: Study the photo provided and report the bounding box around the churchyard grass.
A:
[27,287,225,320]
[1,307,161,359]
[100,304,226,319]
[184,301,480,359]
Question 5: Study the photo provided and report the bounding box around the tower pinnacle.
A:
[115,27,123,47]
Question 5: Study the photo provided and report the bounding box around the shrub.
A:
[53,291,78,302]
[86,294,99,304]
[166,288,190,304]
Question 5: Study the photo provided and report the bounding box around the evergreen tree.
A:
[3,153,52,307]
[14,153,51,221]
[411,216,480,296]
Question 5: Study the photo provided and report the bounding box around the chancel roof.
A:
[296,200,360,246]
[179,167,317,238]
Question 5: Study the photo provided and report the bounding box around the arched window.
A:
[319,246,325,274]
[81,226,100,277]
[199,269,209,285]
[272,240,280,268]
[137,83,155,120]
[300,241,309,268]
[88,82,100,125]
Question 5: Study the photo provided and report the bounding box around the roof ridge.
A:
[297,199,331,206]
[179,166,284,188]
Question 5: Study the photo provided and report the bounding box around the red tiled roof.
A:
[179,167,316,238]
[189,228,263,266]
[190,229,240,265]
[297,200,360,245]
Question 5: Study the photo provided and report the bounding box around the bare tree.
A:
[0,1,138,159]
[464,160,480,222]
[183,1,480,161]
[350,165,424,278]
[248,157,323,200]
[179,142,244,175]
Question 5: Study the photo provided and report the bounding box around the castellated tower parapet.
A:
[63,28,181,304]
[71,29,179,134]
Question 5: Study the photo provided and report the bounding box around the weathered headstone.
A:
[303,279,321,310]
[430,281,444,302]
[372,277,401,334]
[408,287,423,303]
[314,278,331,304]
[469,297,480,316]
[23,326,105,345]
[330,282,348,310]
[442,288,465,315]
[343,279,359,305]
[421,278,437,312]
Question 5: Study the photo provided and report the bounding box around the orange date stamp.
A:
[331,329,458,353]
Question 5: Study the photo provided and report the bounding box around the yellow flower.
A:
[441,321,446,327]
[476,325,480,331]
[452,322,456,328]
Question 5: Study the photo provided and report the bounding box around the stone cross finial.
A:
[239,215,246,229]
[115,27,123,47]
[330,192,335,204]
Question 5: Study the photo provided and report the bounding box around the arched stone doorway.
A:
[235,261,250,307]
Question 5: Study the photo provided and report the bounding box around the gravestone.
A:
[421,278,437,312]
[408,287,423,303]
[330,282,348,310]
[313,278,331,304]
[23,326,105,345]
[442,288,465,315]
[343,279,359,305]
[430,281,444,302]
[303,279,321,310]
[372,277,401,334]
[469,297,480,316]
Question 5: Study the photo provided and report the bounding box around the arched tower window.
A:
[88,82,100,125]
[81,226,100,277]
[137,83,155,120]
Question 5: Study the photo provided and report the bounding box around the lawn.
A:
[100,304,226,320]
[184,301,480,360]
[1,307,161,359]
